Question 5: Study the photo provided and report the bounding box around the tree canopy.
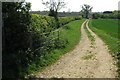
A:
[80,4,92,19]
[42,0,66,28]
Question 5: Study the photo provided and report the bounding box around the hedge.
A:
[3,13,82,78]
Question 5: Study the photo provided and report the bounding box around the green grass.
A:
[84,20,95,45]
[82,54,94,60]
[91,19,118,39]
[82,50,95,60]
[89,19,120,77]
[59,19,86,53]
[27,19,86,77]
[89,19,119,55]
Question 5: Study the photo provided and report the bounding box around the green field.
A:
[89,19,120,77]
[91,19,118,38]
[89,19,119,53]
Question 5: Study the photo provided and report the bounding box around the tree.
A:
[2,2,31,78]
[42,0,66,28]
[92,13,100,19]
[80,4,92,18]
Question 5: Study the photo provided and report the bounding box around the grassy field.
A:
[91,19,118,39]
[27,19,85,77]
[89,19,120,77]
[89,19,119,55]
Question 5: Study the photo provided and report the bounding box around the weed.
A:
[82,54,94,60]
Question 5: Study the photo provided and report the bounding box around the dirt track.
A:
[34,20,117,78]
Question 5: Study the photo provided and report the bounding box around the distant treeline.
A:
[30,10,120,19]
[92,11,120,19]
[30,11,80,17]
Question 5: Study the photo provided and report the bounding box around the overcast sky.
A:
[25,0,120,12]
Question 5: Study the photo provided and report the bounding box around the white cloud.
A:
[25,0,119,12]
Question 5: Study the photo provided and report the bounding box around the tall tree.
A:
[80,4,92,18]
[2,2,31,78]
[42,0,66,28]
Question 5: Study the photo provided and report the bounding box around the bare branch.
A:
[42,0,66,12]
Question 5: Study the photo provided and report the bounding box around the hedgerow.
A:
[3,4,82,78]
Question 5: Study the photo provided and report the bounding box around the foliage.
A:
[92,13,101,19]
[59,16,82,26]
[26,15,82,78]
[42,0,66,28]
[42,0,66,12]
[2,2,31,78]
[92,10,120,19]
[2,1,82,78]
[26,19,85,78]
[29,19,85,75]
[80,4,93,18]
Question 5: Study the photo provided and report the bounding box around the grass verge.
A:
[26,19,86,77]
[84,20,95,45]
[89,19,119,78]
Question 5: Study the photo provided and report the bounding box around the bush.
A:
[2,3,81,78]
[63,25,70,29]
[92,11,120,19]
